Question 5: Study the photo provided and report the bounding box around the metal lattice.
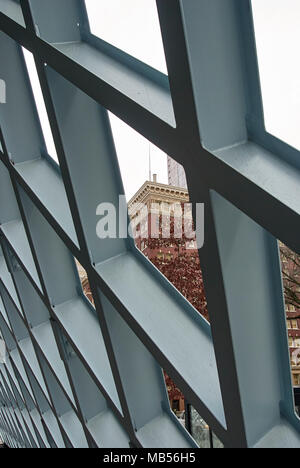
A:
[0,0,299,448]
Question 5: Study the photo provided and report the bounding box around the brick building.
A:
[128,178,208,414]
[280,243,300,387]
[128,178,208,320]
[78,183,300,414]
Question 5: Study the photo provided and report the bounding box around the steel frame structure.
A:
[0,0,299,448]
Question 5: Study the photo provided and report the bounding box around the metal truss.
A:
[0,0,299,448]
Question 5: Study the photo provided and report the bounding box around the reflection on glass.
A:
[189,406,223,449]
[212,432,224,449]
[190,406,210,448]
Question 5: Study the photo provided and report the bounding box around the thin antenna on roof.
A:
[148,142,152,181]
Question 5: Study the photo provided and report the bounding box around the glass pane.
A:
[22,48,58,163]
[85,0,168,74]
[110,113,209,321]
[164,375,224,447]
[251,0,300,150]
[189,406,223,448]
[190,406,211,448]
[212,431,224,449]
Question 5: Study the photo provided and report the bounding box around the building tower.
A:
[167,156,188,189]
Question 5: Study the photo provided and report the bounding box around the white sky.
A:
[251,0,300,151]
[85,0,167,74]
[108,114,168,199]
[23,48,58,160]
[24,0,169,200]
[24,0,300,201]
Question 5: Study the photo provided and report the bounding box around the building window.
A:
[293,374,300,387]
[294,338,300,348]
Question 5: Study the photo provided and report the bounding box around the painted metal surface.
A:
[0,0,298,448]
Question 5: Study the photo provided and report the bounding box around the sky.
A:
[23,0,169,201]
[23,48,58,161]
[23,0,300,201]
[85,0,167,74]
[251,0,300,151]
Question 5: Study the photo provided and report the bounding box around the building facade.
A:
[280,243,300,388]
[167,156,187,189]
[128,179,208,319]
[128,185,300,412]
[128,179,208,415]
[78,183,300,416]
